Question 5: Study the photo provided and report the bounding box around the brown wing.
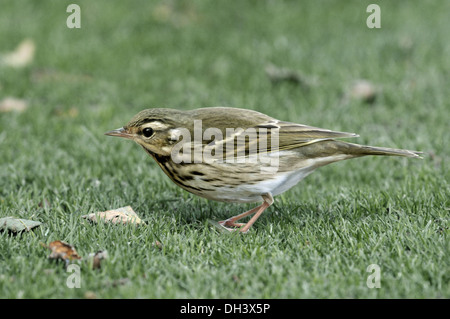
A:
[200,120,359,161]
[274,121,359,150]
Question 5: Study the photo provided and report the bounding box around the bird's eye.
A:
[142,127,154,138]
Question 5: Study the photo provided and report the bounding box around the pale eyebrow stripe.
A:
[141,121,170,130]
[168,129,182,141]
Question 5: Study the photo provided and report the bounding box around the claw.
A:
[218,219,245,228]
[218,219,249,233]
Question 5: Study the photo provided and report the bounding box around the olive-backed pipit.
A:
[106,107,421,233]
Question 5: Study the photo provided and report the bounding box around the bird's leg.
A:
[218,205,261,229]
[239,193,273,233]
[218,193,274,233]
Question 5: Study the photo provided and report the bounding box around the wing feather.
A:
[198,120,359,161]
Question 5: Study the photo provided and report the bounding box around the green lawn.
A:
[0,0,448,298]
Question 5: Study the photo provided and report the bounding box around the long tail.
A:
[342,142,423,158]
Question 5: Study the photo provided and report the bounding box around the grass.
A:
[0,0,448,298]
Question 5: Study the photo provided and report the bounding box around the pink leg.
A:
[218,205,261,228]
[218,193,274,233]
[239,201,270,233]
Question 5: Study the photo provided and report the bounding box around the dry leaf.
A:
[0,216,41,233]
[84,291,97,299]
[82,206,144,225]
[2,39,35,68]
[265,64,310,88]
[349,80,377,104]
[88,250,108,269]
[43,240,82,262]
[0,97,28,113]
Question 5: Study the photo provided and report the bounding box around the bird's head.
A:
[105,108,192,157]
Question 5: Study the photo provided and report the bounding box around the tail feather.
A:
[346,142,423,158]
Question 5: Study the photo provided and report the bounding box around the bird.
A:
[105,107,421,233]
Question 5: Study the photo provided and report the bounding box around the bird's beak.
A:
[104,127,133,139]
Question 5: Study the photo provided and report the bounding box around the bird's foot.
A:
[218,219,249,233]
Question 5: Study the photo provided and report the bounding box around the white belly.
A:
[204,154,349,203]
[203,166,315,203]
[241,166,316,200]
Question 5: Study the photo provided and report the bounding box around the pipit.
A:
[105,107,421,233]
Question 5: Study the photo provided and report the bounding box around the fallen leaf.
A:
[1,39,35,68]
[349,80,378,104]
[88,250,108,270]
[84,291,97,299]
[0,216,41,233]
[265,64,310,88]
[43,240,82,262]
[0,97,28,113]
[82,206,144,225]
